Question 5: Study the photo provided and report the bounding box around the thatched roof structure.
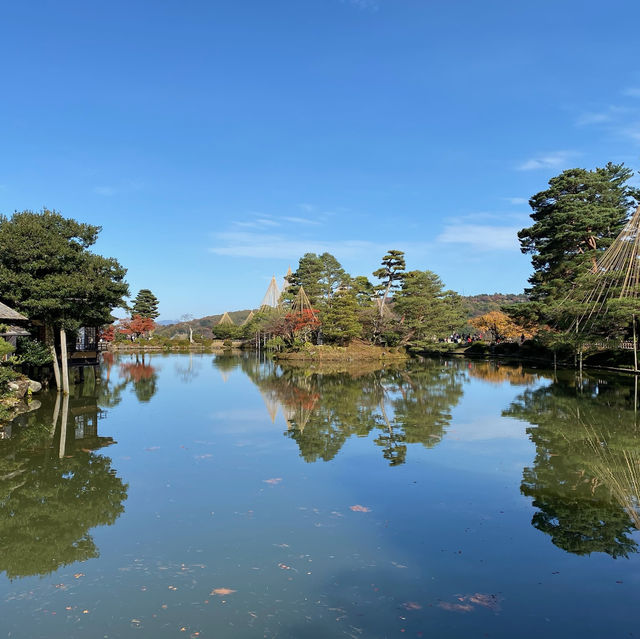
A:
[0,301,27,322]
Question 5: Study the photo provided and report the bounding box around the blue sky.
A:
[1,0,640,320]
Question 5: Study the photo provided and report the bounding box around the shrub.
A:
[17,338,53,366]
[0,366,19,394]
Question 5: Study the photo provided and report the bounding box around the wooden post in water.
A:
[58,393,69,459]
[50,345,62,391]
[60,328,70,395]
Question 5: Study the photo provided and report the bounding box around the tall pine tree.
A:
[132,289,160,319]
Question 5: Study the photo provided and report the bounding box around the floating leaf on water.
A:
[210,588,236,596]
[350,505,371,512]
[263,478,282,485]
[402,602,422,610]
[73,573,84,579]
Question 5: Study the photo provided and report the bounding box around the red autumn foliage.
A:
[288,309,321,332]
[118,314,156,340]
[120,361,157,382]
[99,324,116,342]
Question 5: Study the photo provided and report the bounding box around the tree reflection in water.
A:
[242,358,465,465]
[0,374,128,579]
[505,371,640,558]
[118,353,159,402]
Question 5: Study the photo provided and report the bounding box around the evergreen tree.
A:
[373,249,406,316]
[518,163,639,303]
[321,290,362,345]
[132,289,160,319]
[287,252,349,307]
[0,209,129,391]
[393,270,465,347]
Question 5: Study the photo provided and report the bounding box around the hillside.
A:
[155,309,255,339]
[463,293,528,318]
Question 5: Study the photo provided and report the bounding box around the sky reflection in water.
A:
[1,353,639,638]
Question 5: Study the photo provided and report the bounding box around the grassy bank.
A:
[274,343,408,362]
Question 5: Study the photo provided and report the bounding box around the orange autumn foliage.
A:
[469,311,535,342]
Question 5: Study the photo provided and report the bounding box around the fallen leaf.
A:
[210,588,236,596]
[263,478,282,485]
[73,573,84,579]
[350,505,371,512]
[402,602,422,610]
[278,563,291,570]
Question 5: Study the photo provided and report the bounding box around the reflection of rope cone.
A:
[260,390,279,423]
[583,423,640,530]
[220,370,230,383]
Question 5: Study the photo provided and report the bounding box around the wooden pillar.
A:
[60,328,70,395]
[50,345,62,391]
[59,393,69,459]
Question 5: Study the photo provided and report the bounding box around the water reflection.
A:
[240,357,466,465]
[118,353,158,402]
[0,376,128,579]
[505,372,640,558]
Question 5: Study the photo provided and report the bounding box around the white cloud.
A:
[437,224,521,251]
[94,186,116,196]
[623,87,640,98]
[516,151,578,171]
[282,216,321,225]
[503,197,528,205]
[576,112,612,126]
[210,231,380,260]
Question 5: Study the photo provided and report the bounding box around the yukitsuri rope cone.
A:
[217,311,234,325]
[570,204,640,334]
[291,285,315,317]
[260,276,281,310]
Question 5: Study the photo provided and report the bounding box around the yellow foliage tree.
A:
[469,311,536,343]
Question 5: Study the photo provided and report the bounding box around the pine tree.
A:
[393,270,465,347]
[132,289,160,319]
[518,163,639,302]
[373,250,406,317]
[320,290,362,345]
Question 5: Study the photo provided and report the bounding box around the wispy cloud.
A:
[576,112,612,126]
[516,151,578,171]
[93,180,143,197]
[503,197,528,205]
[621,122,640,142]
[437,224,521,251]
[623,87,640,98]
[282,216,321,225]
[210,231,379,260]
[94,186,117,196]
[341,0,379,10]
[233,216,280,229]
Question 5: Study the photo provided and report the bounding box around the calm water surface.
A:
[1,353,639,638]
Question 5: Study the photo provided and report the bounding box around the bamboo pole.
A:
[633,314,638,373]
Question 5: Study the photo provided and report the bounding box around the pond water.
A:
[1,353,639,638]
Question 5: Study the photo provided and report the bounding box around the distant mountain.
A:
[462,293,528,318]
[156,319,179,326]
[155,309,255,338]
